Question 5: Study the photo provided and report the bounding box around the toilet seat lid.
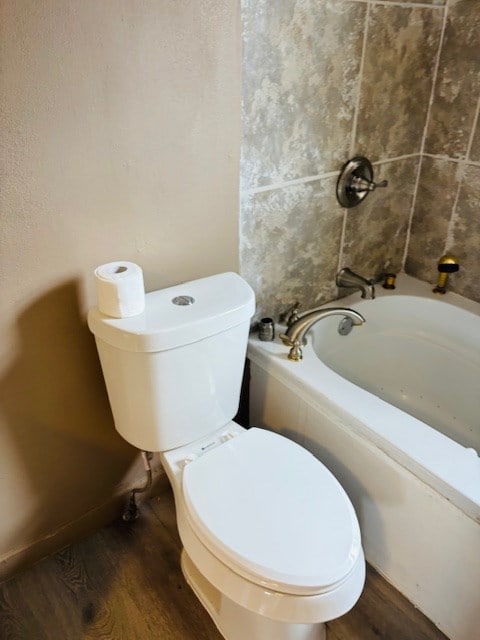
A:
[182,428,362,596]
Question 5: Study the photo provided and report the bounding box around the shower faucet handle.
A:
[336,156,388,207]
[350,176,388,193]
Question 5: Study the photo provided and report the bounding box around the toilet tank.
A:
[88,272,255,452]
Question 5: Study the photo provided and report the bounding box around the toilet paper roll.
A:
[94,261,145,318]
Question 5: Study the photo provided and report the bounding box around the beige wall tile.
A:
[342,157,420,279]
[356,5,442,161]
[241,177,343,320]
[405,157,459,283]
[469,116,480,162]
[425,0,480,158]
[242,0,366,189]
[446,164,480,302]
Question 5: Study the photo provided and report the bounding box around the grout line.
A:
[401,2,449,270]
[465,93,480,161]
[401,156,424,270]
[372,153,420,166]
[347,0,445,8]
[349,2,370,157]
[443,169,464,254]
[419,2,449,158]
[423,152,480,167]
[337,209,349,272]
[243,172,338,196]
[242,154,423,198]
[369,1,444,8]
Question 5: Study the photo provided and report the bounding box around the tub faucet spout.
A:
[280,307,365,361]
[336,267,375,299]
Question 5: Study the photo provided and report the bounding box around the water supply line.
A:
[122,450,153,522]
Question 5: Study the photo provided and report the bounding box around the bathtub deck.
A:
[0,487,447,640]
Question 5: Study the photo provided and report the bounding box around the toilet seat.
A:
[182,428,362,597]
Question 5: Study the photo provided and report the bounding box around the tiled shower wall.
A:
[405,0,480,303]
[240,0,479,320]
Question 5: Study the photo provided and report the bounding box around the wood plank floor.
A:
[0,488,448,640]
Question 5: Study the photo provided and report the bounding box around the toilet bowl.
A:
[161,423,365,639]
[88,272,365,640]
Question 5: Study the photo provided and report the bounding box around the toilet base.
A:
[181,550,326,640]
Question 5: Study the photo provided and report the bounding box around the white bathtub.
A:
[247,274,480,640]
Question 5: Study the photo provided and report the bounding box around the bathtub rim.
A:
[247,274,480,523]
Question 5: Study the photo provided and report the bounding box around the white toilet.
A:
[88,272,365,640]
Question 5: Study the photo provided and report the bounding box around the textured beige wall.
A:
[0,0,240,573]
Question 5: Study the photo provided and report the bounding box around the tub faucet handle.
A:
[279,334,303,361]
[281,302,301,327]
[288,340,303,361]
[433,254,459,294]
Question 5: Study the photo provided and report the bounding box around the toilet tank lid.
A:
[87,272,255,352]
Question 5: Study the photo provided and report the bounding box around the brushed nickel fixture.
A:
[280,301,301,328]
[280,307,365,361]
[258,317,275,341]
[336,156,388,208]
[336,267,375,299]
